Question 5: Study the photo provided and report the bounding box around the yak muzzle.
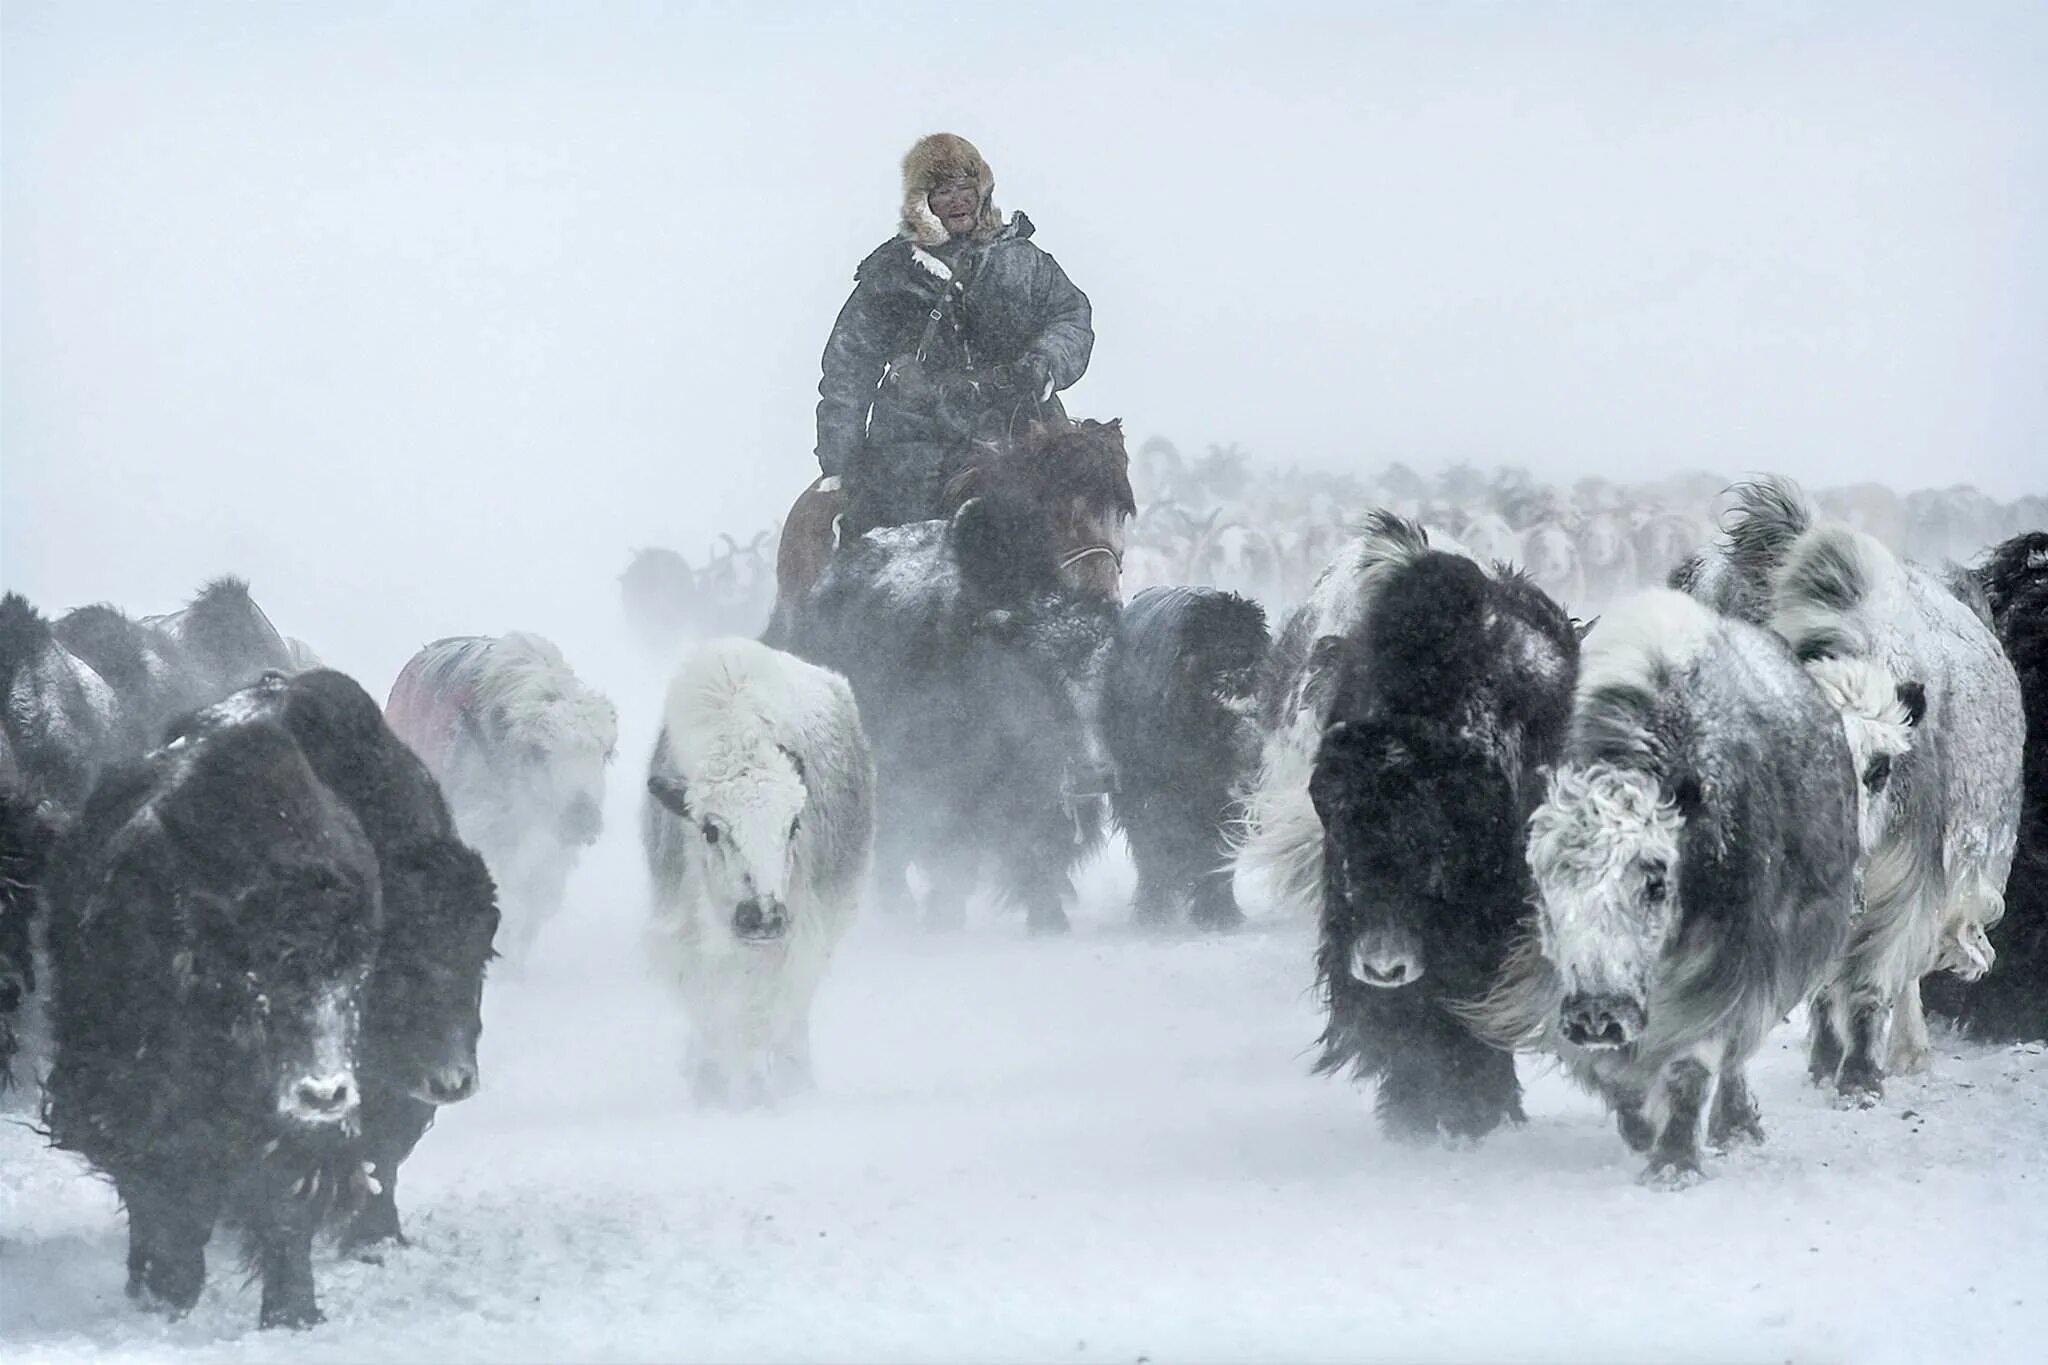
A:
[282,1071,358,1125]
[422,1062,479,1105]
[733,896,789,943]
[1559,993,1645,1050]
[1350,930,1424,989]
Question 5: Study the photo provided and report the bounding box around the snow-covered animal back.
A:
[643,637,874,1105]
[385,632,617,964]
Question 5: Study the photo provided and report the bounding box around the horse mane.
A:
[946,418,1136,520]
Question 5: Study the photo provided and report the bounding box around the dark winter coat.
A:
[815,214,1093,523]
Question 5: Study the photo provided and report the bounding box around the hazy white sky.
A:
[3,1,2042,684]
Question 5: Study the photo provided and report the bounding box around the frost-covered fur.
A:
[643,639,874,1105]
[1687,477,2023,1101]
[1237,511,1473,919]
[1474,589,1860,1186]
[1921,534,2048,1041]
[140,576,295,697]
[385,633,617,965]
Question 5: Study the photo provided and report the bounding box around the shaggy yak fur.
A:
[170,669,502,1253]
[1680,477,2021,1103]
[1,591,126,814]
[1236,511,1480,921]
[1309,535,1580,1142]
[0,729,59,1093]
[1101,587,1269,931]
[1475,589,1861,1187]
[42,717,383,1328]
[384,633,616,965]
[771,491,1119,934]
[643,638,874,1104]
[140,576,297,698]
[1922,532,2048,1040]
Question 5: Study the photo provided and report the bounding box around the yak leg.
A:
[1186,798,1244,933]
[1427,1017,1522,1143]
[919,849,976,933]
[247,1182,324,1329]
[1887,977,1933,1076]
[1835,987,1892,1108]
[1807,987,1845,1088]
[772,1000,816,1098]
[1122,797,1181,929]
[1641,1057,1713,1189]
[997,808,1071,937]
[123,1174,214,1315]
[341,1087,435,1256]
[1707,1062,1766,1150]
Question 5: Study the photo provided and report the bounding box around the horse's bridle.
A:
[1059,543,1124,574]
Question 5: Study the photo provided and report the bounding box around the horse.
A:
[773,418,1136,613]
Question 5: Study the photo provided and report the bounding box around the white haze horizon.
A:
[4,1,2045,690]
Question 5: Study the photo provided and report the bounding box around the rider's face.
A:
[927,181,980,235]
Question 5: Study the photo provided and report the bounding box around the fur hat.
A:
[900,133,1002,246]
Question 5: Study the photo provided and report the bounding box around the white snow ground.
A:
[4,810,2047,1363]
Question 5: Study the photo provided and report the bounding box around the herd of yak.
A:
[2,440,2046,1331]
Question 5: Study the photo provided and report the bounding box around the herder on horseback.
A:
[814,132,1096,535]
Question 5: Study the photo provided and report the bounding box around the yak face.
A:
[189,859,378,1128]
[1310,720,1517,993]
[1803,657,1926,855]
[1525,762,1693,1049]
[983,596,1122,806]
[649,741,806,945]
[494,701,615,850]
[367,841,499,1105]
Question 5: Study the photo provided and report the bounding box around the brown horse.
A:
[774,418,1137,608]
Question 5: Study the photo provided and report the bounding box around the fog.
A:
[5,5,2048,1359]
[6,1,2045,687]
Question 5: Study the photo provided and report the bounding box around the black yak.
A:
[1922,531,2048,1041]
[1477,588,1863,1186]
[169,669,501,1253]
[1307,522,1579,1141]
[43,717,383,1327]
[773,492,1118,934]
[1101,587,1268,931]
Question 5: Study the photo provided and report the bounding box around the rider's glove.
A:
[994,355,1053,403]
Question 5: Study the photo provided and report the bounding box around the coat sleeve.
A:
[1021,249,1094,392]
[815,255,901,477]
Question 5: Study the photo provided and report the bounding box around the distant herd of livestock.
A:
[2,443,2045,1331]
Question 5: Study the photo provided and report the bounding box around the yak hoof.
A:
[1832,1083,1883,1111]
[1026,904,1071,937]
[260,1301,326,1331]
[1638,1159,1705,1191]
[1888,1043,1933,1077]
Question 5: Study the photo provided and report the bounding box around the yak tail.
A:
[1229,711,1326,921]
[1770,525,1888,664]
[1454,934,1565,1051]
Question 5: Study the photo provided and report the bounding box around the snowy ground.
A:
[4,817,2047,1363]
